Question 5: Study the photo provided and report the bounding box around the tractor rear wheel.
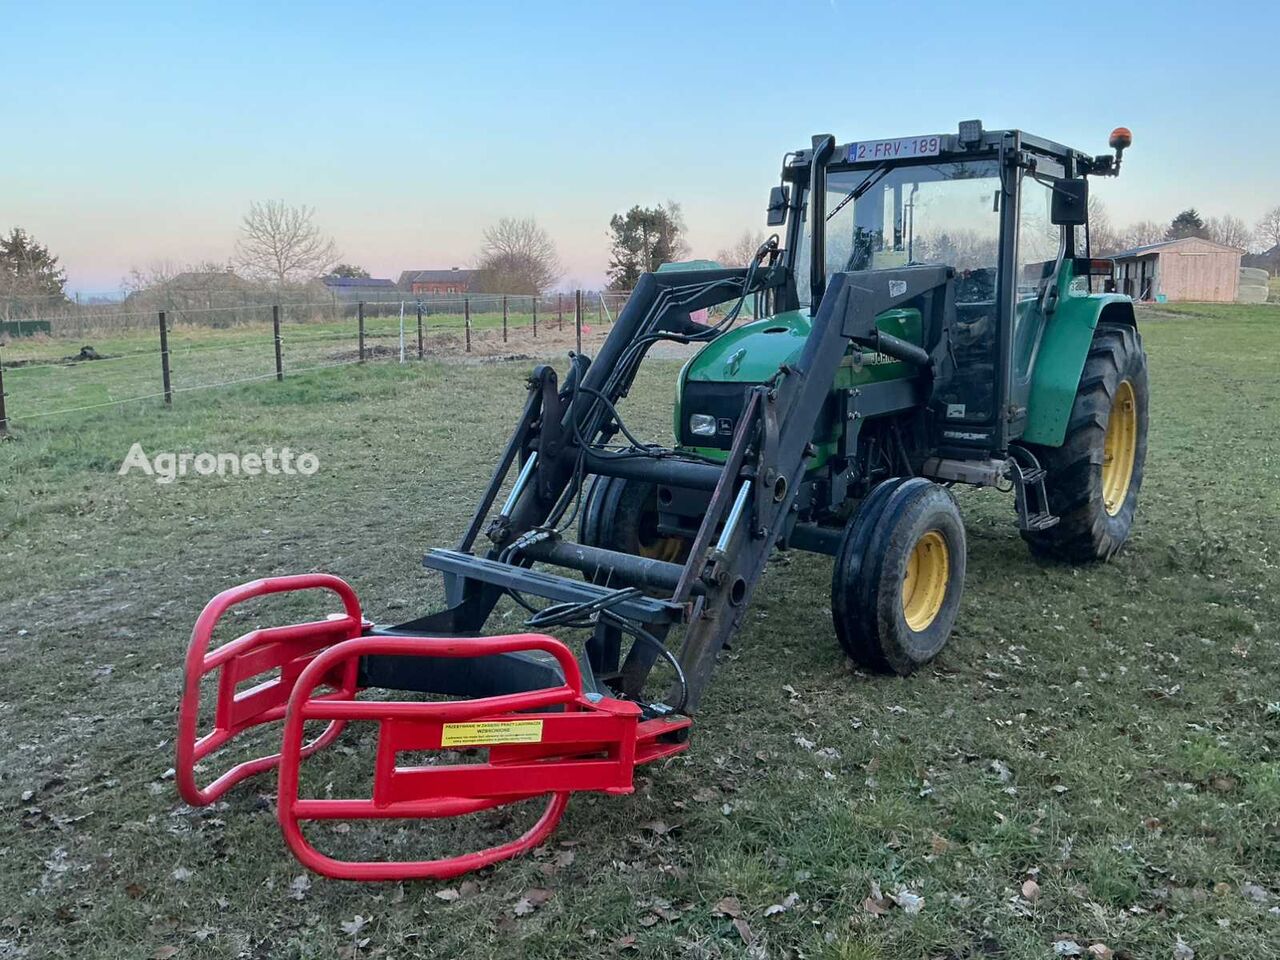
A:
[1021,322,1148,562]
[579,475,691,568]
[831,477,967,675]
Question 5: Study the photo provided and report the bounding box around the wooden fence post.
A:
[558,292,563,331]
[0,352,8,435]
[358,301,366,362]
[575,289,583,354]
[417,303,424,359]
[465,297,472,352]
[532,295,537,337]
[502,295,508,343]
[272,304,283,381]
[158,311,172,406]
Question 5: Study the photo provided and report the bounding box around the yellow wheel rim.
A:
[1101,379,1137,517]
[638,533,686,563]
[902,530,949,632]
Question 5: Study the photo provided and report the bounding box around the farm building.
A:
[321,275,398,303]
[398,268,476,296]
[1108,237,1242,302]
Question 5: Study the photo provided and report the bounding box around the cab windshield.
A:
[795,159,1004,308]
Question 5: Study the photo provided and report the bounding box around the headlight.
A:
[689,414,717,437]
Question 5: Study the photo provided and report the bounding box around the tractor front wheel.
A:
[831,477,967,675]
[1021,322,1149,562]
[579,475,691,569]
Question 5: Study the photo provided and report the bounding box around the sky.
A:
[2,0,1277,295]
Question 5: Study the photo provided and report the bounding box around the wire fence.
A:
[0,291,633,431]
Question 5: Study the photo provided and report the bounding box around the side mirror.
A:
[1051,179,1088,226]
[766,185,789,226]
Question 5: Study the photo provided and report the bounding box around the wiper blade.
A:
[826,162,890,222]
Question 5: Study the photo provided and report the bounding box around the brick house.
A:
[397,268,477,296]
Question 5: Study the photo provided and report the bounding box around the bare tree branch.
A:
[472,217,562,294]
[1255,206,1280,253]
[716,230,767,267]
[234,200,339,286]
[1206,215,1253,251]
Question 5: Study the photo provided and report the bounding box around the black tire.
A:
[831,477,967,675]
[580,475,691,566]
[1022,323,1148,562]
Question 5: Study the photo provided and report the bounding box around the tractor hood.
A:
[681,307,923,387]
[674,307,924,458]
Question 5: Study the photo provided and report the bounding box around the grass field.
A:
[1,303,1278,959]
[0,305,610,424]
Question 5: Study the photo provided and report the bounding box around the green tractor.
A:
[177,121,1149,880]
[582,121,1147,679]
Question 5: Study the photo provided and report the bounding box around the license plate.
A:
[846,135,942,163]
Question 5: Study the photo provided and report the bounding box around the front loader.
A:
[176,121,1148,880]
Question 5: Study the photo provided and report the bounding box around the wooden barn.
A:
[1108,237,1242,302]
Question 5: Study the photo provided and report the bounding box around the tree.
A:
[1117,220,1166,250]
[1165,208,1208,241]
[0,227,67,311]
[1205,215,1252,251]
[606,202,689,290]
[1086,196,1122,256]
[470,217,562,295]
[716,229,767,267]
[235,200,338,286]
[123,259,234,295]
[327,263,370,279]
[1255,206,1280,254]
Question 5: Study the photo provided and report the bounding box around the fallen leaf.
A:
[864,882,890,916]
[793,735,815,751]
[1021,879,1041,901]
[459,879,481,898]
[930,834,951,856]
[712,896,743,918]
[340,915,369,937]
[1173,937,1195,960]
[764,892,801,917]
[171,867,192,883]
[435,888,460,902]
[890,887,924,915]
[732,917,753,944]
[124,882,145,899]
[1087,944,1114,959]
[288,874,312,901]
[513,887,554,916]
[641,820,675,836]
[613,934,638,950]
[639,914,660,927]
[1054,941,1083,957]
[1241,883,1269,903]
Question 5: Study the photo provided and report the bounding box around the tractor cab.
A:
[679,121,1129,468]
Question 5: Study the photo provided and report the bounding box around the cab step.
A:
[1008,452,1059,533]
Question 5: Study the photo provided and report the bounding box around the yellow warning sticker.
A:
[440,719,544,747]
